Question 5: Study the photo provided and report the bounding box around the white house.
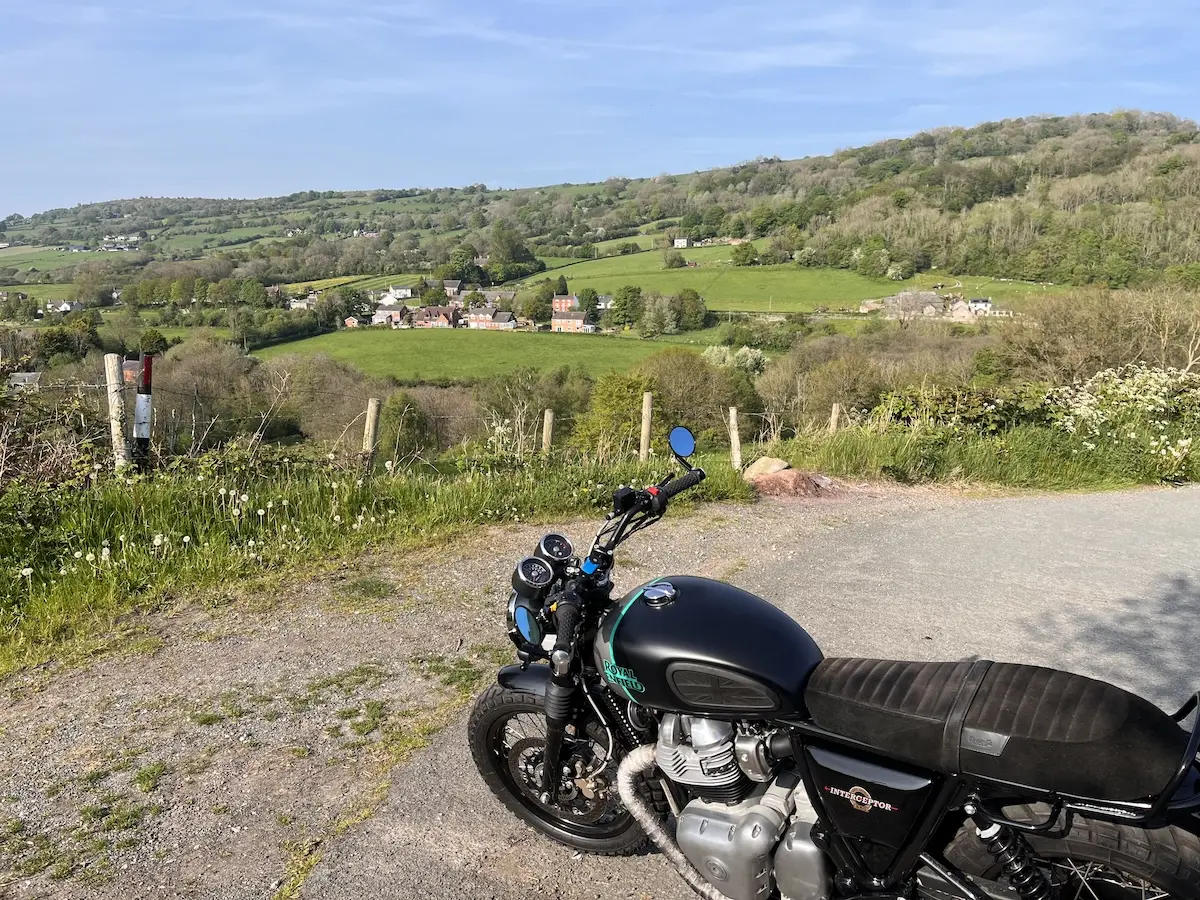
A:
[673,237,693,249]
[968,297,993,314]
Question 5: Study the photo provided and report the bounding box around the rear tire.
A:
[943,803,1200,898]
[468,682,663,856]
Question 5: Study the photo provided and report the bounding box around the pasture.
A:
[0,245,133,274]
[521,248,1070,312]
[254,328,687,382]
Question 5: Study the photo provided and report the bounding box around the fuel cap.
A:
[642,582,677,608]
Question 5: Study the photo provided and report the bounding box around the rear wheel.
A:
[468,682,663,856]
[943,804,1200,899]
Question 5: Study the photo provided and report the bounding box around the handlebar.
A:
[649,467,706,514]
[552,589,583,657]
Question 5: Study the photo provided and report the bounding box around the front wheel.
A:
[944,804,1200,898]
[468,682,661,856]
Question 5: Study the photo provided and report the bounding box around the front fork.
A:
[539,650,576,800]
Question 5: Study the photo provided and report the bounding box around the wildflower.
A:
[74,551,83,559]
[333,514,342,524]
[119,534,126,543]
[182,536,191,544]
[384,460,394,471]
[219,488,227,496]
[153,535,164,547]
[332,481,339,489]
[248,540,256,548]
[101,547,111,562]
[232,508,241,517]
[282,500,289,507]
[20,567,32,578]
[102,539,110,547]
[197,474,205,481]
[266,501,274,509]
[93,463,101,471]
[257,509,266,517]
[85,552,96,563]
[59,568,67,576]
[240,493,249,503]
[355,479,363,488]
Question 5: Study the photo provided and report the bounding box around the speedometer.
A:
[512,556,554,599]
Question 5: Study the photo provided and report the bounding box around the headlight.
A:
[507,591,544,646]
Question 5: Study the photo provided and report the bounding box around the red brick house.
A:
[551,311,587,333]
[552,294,578,313]
[413,306,461,328]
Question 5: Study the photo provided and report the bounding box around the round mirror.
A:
[668,426,696,458]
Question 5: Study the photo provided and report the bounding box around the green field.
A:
[0,245,135,274]
[523,248,1070,312]
[5,283,76,301]
[254,328,688,381]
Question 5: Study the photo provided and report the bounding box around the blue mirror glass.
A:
[668,426,696,458]
[515,605,540,644]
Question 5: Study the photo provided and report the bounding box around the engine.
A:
[656,714,832,900]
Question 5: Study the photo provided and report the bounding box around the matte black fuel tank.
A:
[592,575,823,718]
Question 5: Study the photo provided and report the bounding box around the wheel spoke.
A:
[1047,859,1172,900]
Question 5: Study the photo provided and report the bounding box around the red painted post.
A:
[133,352,153,472]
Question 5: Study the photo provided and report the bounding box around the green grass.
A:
[0,451,752,674]
[774,426,1134,490]
[529,249,1070,313]
[3,283,76,301]
[254,328,689,382]
[0,246,133,274]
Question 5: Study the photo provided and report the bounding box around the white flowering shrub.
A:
[1046,366,1200,480]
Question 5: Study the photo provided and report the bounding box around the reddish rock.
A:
[750,470,837,498]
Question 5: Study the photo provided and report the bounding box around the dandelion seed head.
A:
[240,493,249,503]
[153,535,164,547]
[257,509,265,517]
[232,508,241,517]
[20,567,32,578]
[182,535,191,544]
[73,551,83,559]
[85,553,96,563]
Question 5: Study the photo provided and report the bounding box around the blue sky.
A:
[3,0,1199,214]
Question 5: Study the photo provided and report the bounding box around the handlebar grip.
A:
[659,467,706,500]
[552,598,582,654]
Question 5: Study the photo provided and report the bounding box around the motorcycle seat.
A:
[803,658,1190,801]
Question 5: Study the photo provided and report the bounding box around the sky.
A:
[3,0,1200,214]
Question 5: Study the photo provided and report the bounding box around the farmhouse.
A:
[413,306,461,328]
[466,308,516,330]
[969,297,993,314]
[344,316,367,328]
[552,294,578,313]
[381,285,414,301]
[673,237,693,249]
[372,304,409,327]
[551,311,588,333]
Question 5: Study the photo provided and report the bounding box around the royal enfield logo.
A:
[602,660,645,693]
[824,784,896,813]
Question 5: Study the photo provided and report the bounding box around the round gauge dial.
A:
[537,532,574,563]
[513,556,554,597]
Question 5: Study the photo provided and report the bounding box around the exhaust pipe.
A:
[616,744,737,900]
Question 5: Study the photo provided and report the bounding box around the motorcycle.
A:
[468,426,1200,900]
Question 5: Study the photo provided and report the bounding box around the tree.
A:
[139,328,169,355]
[194,277,209,304]
[377,390,435,466]
[607,285,644,328]
[674,288,710,331]
[663,250,686,269]
[731,243,758,266]
[240,279,269,308]
[520,281,555,322]
[555,274,569,295]
[578,287,600,318]
[639,297,678,338]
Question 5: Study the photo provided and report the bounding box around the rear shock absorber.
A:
[975,821,1055,900]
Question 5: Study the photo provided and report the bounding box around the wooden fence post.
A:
[729,406,742,470]
[103,353,130,471]
[639,391,653,462]
[362,397,381,467]
[542,408,555,455]
[829,402,842,434]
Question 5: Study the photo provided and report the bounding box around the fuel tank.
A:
[593,575,823,718]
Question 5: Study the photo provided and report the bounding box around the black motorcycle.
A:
[468,427,1200,900]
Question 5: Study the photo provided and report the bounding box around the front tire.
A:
[468,682,660,856]
[944,804,1200,898]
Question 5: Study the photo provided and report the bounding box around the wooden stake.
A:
[639,391,653,462]
[542,408,555,455]
[362,397,381,465]
[103,353,130,471]
[829,402,841,434]
[729,406,742,470]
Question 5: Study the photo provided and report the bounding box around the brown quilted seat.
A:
[804,658,1189,801]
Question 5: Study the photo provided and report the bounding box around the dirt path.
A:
[7,483,1198,899]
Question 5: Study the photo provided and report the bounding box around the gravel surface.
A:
[3,483,1199,898]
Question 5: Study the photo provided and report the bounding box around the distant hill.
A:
[4,110,1200,290]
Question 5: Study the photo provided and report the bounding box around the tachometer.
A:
[536,532,574,566]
